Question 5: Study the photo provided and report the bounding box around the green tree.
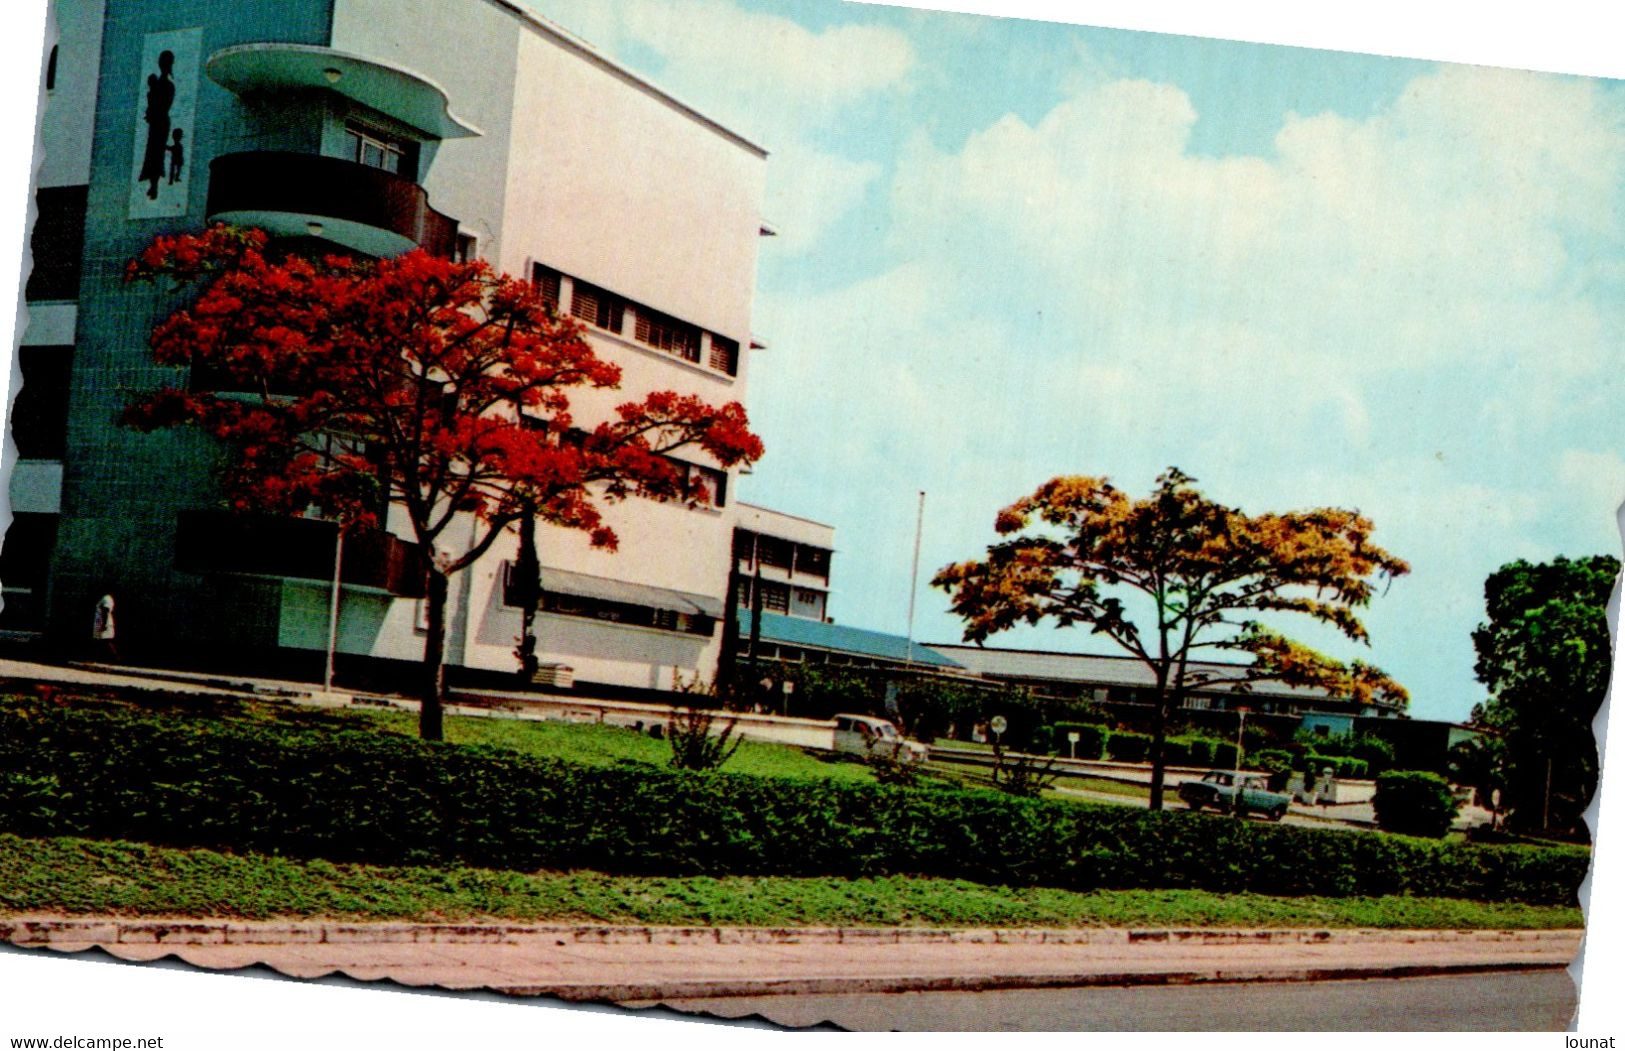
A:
[934,468,1410,810]
[1472,555,1618,837]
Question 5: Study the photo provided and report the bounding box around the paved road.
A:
[657,970,1578,1031]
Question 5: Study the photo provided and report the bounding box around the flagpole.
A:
[904,490,924,672]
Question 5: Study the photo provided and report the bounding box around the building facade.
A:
[7,0,770,694]
[733,503,834,623]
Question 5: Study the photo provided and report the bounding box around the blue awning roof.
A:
[737,610,961,668]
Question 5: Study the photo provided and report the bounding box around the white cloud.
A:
[763,143,881,254]
[531,0,914,140]
[890,66,1625,381]
[620,0,914,112]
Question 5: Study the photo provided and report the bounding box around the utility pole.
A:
[1543,756,1553,833]
[903,490,925,672]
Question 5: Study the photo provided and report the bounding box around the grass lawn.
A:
[9,684,883,786]
[1056,776,1151,800]
[354,708,880,784]
[0,835,1582,930]
[921,754,1151,803]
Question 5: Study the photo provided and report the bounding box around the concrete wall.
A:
[38,0,107,189]
[737,503,835,550]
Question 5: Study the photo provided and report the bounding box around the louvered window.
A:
[760,582,790,613]
[708,334,739,375]
[570,281,625,332]
[758,537,792,569]
[795,545,830,579]
[635,308,701,362]
[531,263,562,313]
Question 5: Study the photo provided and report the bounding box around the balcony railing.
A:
[175,510,427,598]
[206,151,458,258]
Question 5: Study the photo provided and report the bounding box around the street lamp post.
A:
[323,523,345,695]
[1232,706,1250,818]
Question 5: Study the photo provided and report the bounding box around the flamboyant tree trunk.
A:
[715,561,741,705]
[419,563,449,742]
[1149,673,1171,811]
[512,508,542,678]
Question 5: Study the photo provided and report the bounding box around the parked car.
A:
[832,713,929,765]
[1178,770,1291,821]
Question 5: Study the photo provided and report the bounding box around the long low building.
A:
[924,643,1381,717]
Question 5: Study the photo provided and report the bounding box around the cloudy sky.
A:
[514,0,1625,723]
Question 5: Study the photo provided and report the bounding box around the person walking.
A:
[92,592,117,660]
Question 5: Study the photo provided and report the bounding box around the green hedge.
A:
[1303,754,1370,780]
[0,700,1586,904]
[1374,771,1461,839]
[1105,731,1151,763]
[1053,723,1106,760]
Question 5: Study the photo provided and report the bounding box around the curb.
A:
[3,918,1579,1002]
[548,961,1572,1003]
[0,917,1583,949]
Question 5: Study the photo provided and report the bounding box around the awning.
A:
[541,566,725,619]
[206,44,482,140]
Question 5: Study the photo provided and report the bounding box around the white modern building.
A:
[8,0,771,696]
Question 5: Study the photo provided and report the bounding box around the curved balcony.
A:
[206,151,459,259]
[175,511,427,599]
[207,43,482,141]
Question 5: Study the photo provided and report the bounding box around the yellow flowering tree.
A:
[933,468,1410,810]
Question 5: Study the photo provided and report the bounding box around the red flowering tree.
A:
[124,226,763,740]
[933,469,1410,810]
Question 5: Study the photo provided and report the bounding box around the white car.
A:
[832,713,929,764]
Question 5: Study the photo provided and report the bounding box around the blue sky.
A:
[519,0,1625,724]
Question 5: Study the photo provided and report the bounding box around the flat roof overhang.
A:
[206,43,483,140]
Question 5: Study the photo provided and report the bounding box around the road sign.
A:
[1066,732,1080,743]
[989,715,1008,736]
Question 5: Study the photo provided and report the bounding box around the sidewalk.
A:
[0,656,364,704]
[1,917,1582,1002]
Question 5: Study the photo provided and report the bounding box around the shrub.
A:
[667,706,744,771]
[1350,735,1396,775]
[992,746,1060,798]
[1105,731,1150,763]
[0,698,1586,904]
[1252,749,1294,791]
[1054,722,1106,760]
[1186,738,1214,767]
[1305,754,1371,780]
[1210,741,1238,770]
[864,751,920,788]
[1374,771,1461,839]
